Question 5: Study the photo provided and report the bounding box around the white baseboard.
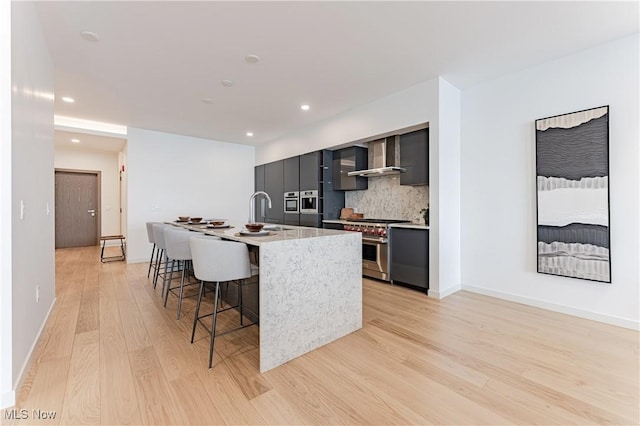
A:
[126,257,147,264]
[8,297,57,408]
[429,284,461,299]
[462,284,640,331]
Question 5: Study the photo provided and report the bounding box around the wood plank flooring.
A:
[2,246,638,425]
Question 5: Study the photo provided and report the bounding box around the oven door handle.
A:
[362,237,387,244]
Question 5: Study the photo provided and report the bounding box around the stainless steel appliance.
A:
[342,218,410,281]
[299,190,318,214]
[284,191,299,214]
[347,136,406,178]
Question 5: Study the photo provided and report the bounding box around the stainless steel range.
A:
[342,218,410,281]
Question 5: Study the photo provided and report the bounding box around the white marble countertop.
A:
[388,223,430,230]
[170,222,352,246]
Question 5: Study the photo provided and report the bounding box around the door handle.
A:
[88,209,96,217]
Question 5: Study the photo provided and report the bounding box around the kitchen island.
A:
[171,222,362,372]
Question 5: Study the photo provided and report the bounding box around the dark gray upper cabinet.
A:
[264,160,284,224]
[389,227,429,293]
[283,156,300,192]
[321,150,344,220]
[253,165,266,223]
[332,147,368,191]
[400,128,429,186]
[256,151,345,227]
[299,151,321,191]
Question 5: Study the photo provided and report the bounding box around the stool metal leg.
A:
[147,244,156,278]
[208,281,220,368]
[153,249,164,288]
[239,280,244,326]
[162,259,174,304]
[176,261,187,320]
[191,280,205,343]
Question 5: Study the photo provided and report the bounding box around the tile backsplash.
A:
[344,175,428,223]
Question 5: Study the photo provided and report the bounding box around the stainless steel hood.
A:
[347,136,406,177]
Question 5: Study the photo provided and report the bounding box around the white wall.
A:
[257,78,462,297]
[54,147,121,237]
[5,2,56,408]
[257,79,439,165]
[0,0,13,409]
[126,128,255,263]
[461,34,639,329]
[434,79,461,298]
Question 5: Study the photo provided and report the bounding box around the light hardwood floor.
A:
[2,246,638,425]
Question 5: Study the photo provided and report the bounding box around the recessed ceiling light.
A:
[246,132,254,137]
[221,80,233,87]
[61,97,75,103]
[301,104,310,111]
[71,138,80,143]
[202,97,213,104]
[245,54,260,64]
[80,31,99,42]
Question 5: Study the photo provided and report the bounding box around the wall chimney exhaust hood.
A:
[347,136,405,177]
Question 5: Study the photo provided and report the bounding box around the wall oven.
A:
[284,191,299,214]
[299,190,318,214]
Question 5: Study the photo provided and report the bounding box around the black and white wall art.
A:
[535,106,610,283]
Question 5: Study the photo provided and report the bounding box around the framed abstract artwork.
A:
[535,106,610,283]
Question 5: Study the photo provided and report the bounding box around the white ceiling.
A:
[37,1,638,147]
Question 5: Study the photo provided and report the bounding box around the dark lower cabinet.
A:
[300,213,321,228]
[389,227,429,293]
[322,222,344,230]
[284,214,300,226]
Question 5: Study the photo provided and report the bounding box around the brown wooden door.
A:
[55,171,100,248]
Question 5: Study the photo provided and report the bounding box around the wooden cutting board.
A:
[340,208,354,220]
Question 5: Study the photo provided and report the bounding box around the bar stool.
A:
[152,223,172,290]
[146,222,161,278]
[189,237,258,368]
[163,228,214,319]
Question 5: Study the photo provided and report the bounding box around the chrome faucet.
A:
[249,191,272,223]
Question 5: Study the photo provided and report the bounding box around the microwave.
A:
[299,190,318,214]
